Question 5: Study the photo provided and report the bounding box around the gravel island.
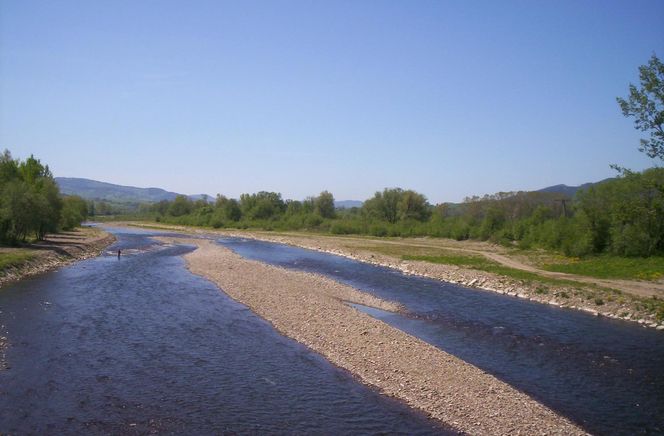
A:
[162,237,585,435]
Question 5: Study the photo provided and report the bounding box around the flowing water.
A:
[0,227,447,434]
[218,237,664,435]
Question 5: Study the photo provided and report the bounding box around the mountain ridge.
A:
[56,176,613,206]
[55,177,209,203]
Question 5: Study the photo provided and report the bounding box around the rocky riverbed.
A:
[126,223,664,330]
[213,230,664,331]
[161,236,585,435]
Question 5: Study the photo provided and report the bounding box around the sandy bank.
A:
[0,226,116,290]
[163,236,585,435]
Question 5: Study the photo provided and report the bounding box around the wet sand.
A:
[163,237,585,435]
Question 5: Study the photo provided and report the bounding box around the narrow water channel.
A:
[0,227,447,434]
[218,237,664,435]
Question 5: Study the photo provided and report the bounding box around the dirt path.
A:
[380,238,664,298]
[278,234,664,298]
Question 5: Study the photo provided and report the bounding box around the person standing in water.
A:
[117,249,121,259]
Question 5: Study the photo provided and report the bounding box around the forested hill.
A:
[55,177,210,203]
[537,178,614,197]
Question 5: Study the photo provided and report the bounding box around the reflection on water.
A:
[219,237,664,435]
[0,227,446,435]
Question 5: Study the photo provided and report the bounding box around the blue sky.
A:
[1,0,662,203]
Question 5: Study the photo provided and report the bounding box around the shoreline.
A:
[162,236,585,435]
[0,227,116,289]
[126,222,664,330]
[245,233,664,330]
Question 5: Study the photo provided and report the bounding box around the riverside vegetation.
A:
[0,150,89,244]
[0,150,97,280]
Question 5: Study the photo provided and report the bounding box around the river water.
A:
[0,227,447,434]
[218,237,664,435]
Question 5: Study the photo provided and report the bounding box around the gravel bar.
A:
[164,238,585,435]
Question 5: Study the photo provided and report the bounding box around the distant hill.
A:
[55,177,210,203]
[335,200,363,209]
[537,178,614,197]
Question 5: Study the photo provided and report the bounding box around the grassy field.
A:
[543,256,664,281]
[0,250,36,272]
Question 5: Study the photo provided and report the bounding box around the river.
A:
[217,236,664,435]
[0,227,446,434]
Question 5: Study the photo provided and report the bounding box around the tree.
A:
[617,54,664,161]
[215,195,242,221]
[168,195,193,217]
[314,191,335,219]
[397,190,430,221]
[61,195,89,230]
[240,191,285,220]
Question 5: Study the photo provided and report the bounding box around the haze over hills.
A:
[56,176,610,207]
[55,177,210,204]
[536,178,614,197]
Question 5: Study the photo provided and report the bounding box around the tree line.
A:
[140,169,663,257]
[0,150,88,243]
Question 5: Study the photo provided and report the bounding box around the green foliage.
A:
[168,195,193,217]
[128,170,663,261]
[617,54,664,161]
[240,191,285,220]
[363,188,430,223]
[544,255,664,281]
[315,191,336,219]
[0,150,79,242]
[0,250,36,271]
[61,195,89,230]
[403,254,587,287]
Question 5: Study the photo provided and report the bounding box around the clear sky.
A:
[1,0,663,203]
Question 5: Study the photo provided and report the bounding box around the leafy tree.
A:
[240,191,285,220]
[363,188,401,223]
[397,190,430,221]
[168,195,193,217]
[617,54,664,160]
[61,195,89,230]
[0,150,19,184]
[215,195,242,221]
[314,191,335,219]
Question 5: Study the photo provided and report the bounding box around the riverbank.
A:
[230,231,664,330]
[0,226,116,289]
[126,222,664,330]
[161,236,584,435]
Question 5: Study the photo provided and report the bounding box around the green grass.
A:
[640,297,664,321]
[0,250,36,272]
[543,256,664,281]
[402,254,591,289]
